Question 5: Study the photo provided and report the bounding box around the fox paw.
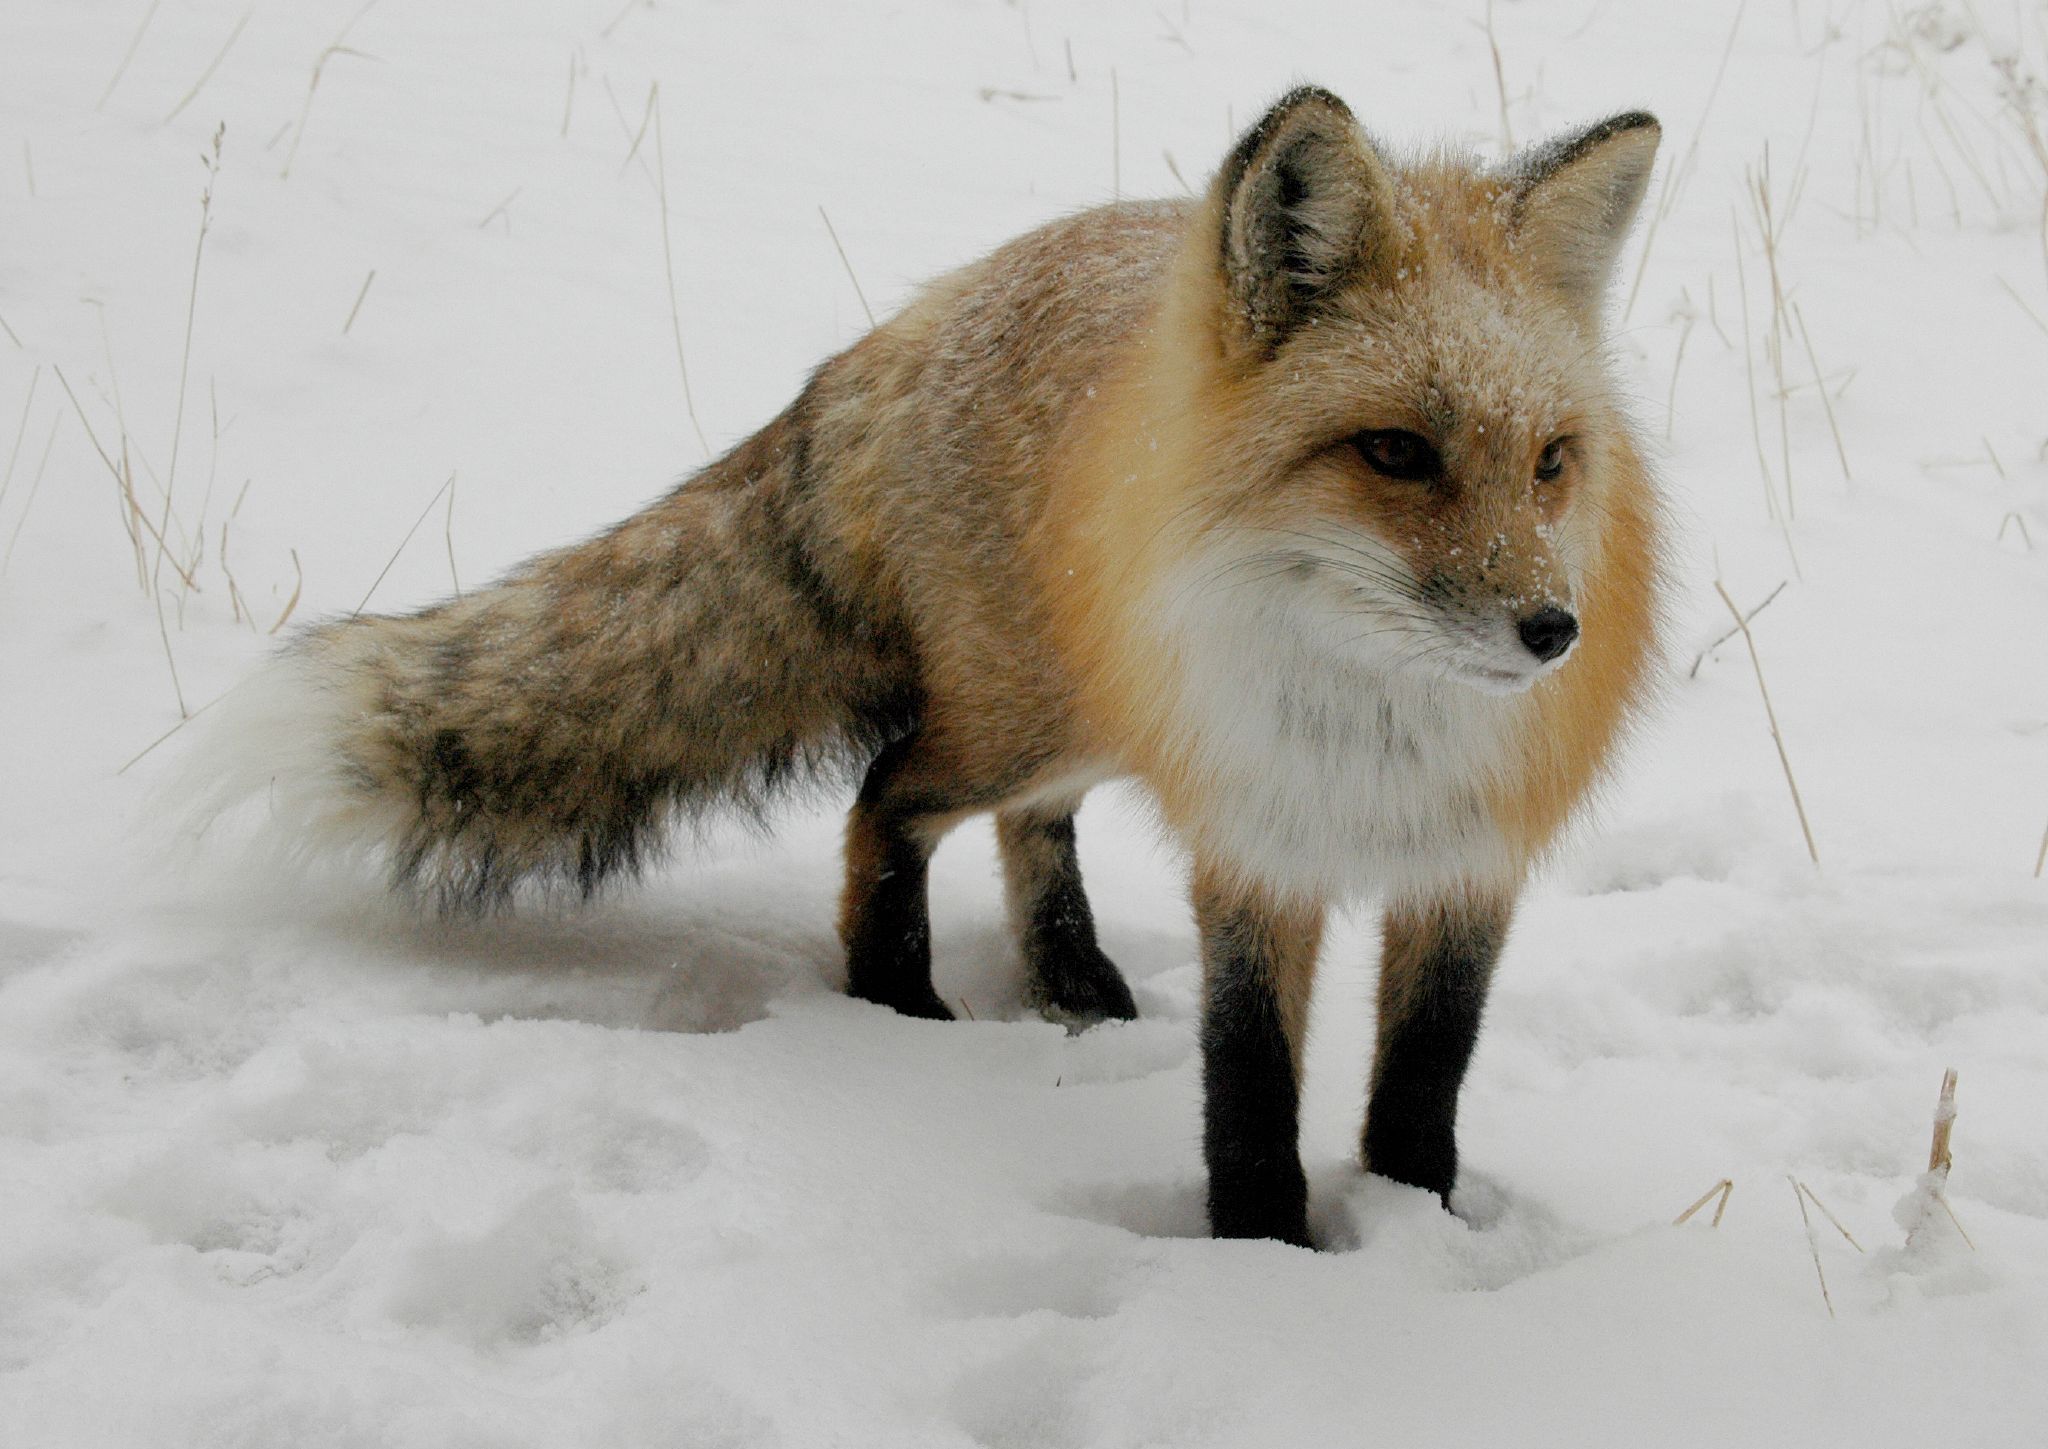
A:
[849,981,956,1021]
[1030,946,1138,1028]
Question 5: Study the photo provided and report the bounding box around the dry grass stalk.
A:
[1928,1068,1957,1174]
[159,123,225,611]
[1795,1182,1864,1253]
[1673,1178,1734,1227]
[354,471,456,617]
[477,187,521,233]
[343,269,377,334]
[54,366,161,589]
[818,206,877,329]
[600,0,643,39]
[1780,46,1828,235]
[119,441,149,587]
[1745,149,1798,520]
[1927,89,2005,211]
[2002,512,2039,549]
[1731,210,1781,524]
[1,413,61,576]
[163,8,252,126]
[1484,0,1514,153]
[116,688,231,775]
[443,473,460,596]
[2035,817,2047,878]
[269,548,303,634]
[1916,112,1968,227]
[651,89,712,460]
[98,0,165,111]
[154,583,189,717]
[1713,578,1819,865]
[1997,275,2048,337]
[1705,273,1732,348]
[0,365,42,515]
[618,81,656,176]
[1153,7,1192,55]
[1856,24,1884,234]
[174,383,222,627]
[0,309,20,349]
[1990,54,2048,217]
[1163,150,1194,196]
[560,51,579,139]
[1790,1175,1836,1319]
[1689,578,1786,678]
[1622,0,1750,323]
[1731,211,1802,580]
[1907,1068,1975,1251]
[1791,302,1852,484]
[1664,299,1695,439]
[219,477,253,627]
[601,77,656,188]
[221,521,248,626]
[281,0,381,181]
[1939,1194,1976,1249]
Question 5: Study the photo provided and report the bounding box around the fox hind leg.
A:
[839,734,958,1020]
[1361,890,1514,1204]
[839,727,1037,1021]
[996,804,1136,1026]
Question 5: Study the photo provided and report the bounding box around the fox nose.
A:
[1516,607,1579,663]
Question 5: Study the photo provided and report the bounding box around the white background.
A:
[2,1,2045,1444]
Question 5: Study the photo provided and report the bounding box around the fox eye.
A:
[1354,429,1439,482]
[1535,437,1570,483]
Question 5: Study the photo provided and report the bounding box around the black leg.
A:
[839,734,957,1020]
[997,806,1136,1024]
[1194,867,1324,1247]
[1361,891,1514,1203]
[839,729,1026,1021]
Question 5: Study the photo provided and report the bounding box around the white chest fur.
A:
[1152,566,1520,903]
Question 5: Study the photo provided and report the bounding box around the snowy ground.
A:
[3,0,2047,1444]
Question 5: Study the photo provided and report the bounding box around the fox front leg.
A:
[1194,865,1326,1247]
[1361,890,1514,1203]
[996,804,1137,1025]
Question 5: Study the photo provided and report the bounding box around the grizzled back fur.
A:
[176,89,1662,923]
[179,384,922,912]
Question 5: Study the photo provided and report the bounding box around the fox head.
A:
[1171,87,1659,696]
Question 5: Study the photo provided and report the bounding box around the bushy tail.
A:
[176,407,915,909]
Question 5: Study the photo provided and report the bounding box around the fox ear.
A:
[1506,112,1661,314]
[1216,86,1393,354]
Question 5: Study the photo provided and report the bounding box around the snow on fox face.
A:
[1189,92,1656,697]
[1236,264,1611,696]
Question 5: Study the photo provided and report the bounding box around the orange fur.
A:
[195,90,1665,1240]
[1040,143,1661,901]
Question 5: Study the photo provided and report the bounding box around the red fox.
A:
[185,88,1664,1247]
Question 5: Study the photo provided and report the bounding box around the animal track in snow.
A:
[382,1186,635,1347]
[928,1244,1130,1322]
[947,1324,1100,1449]
[1049,1176,1210,1241]
[1329,1172,1602,1291]
[1052,1018,1191,1085]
